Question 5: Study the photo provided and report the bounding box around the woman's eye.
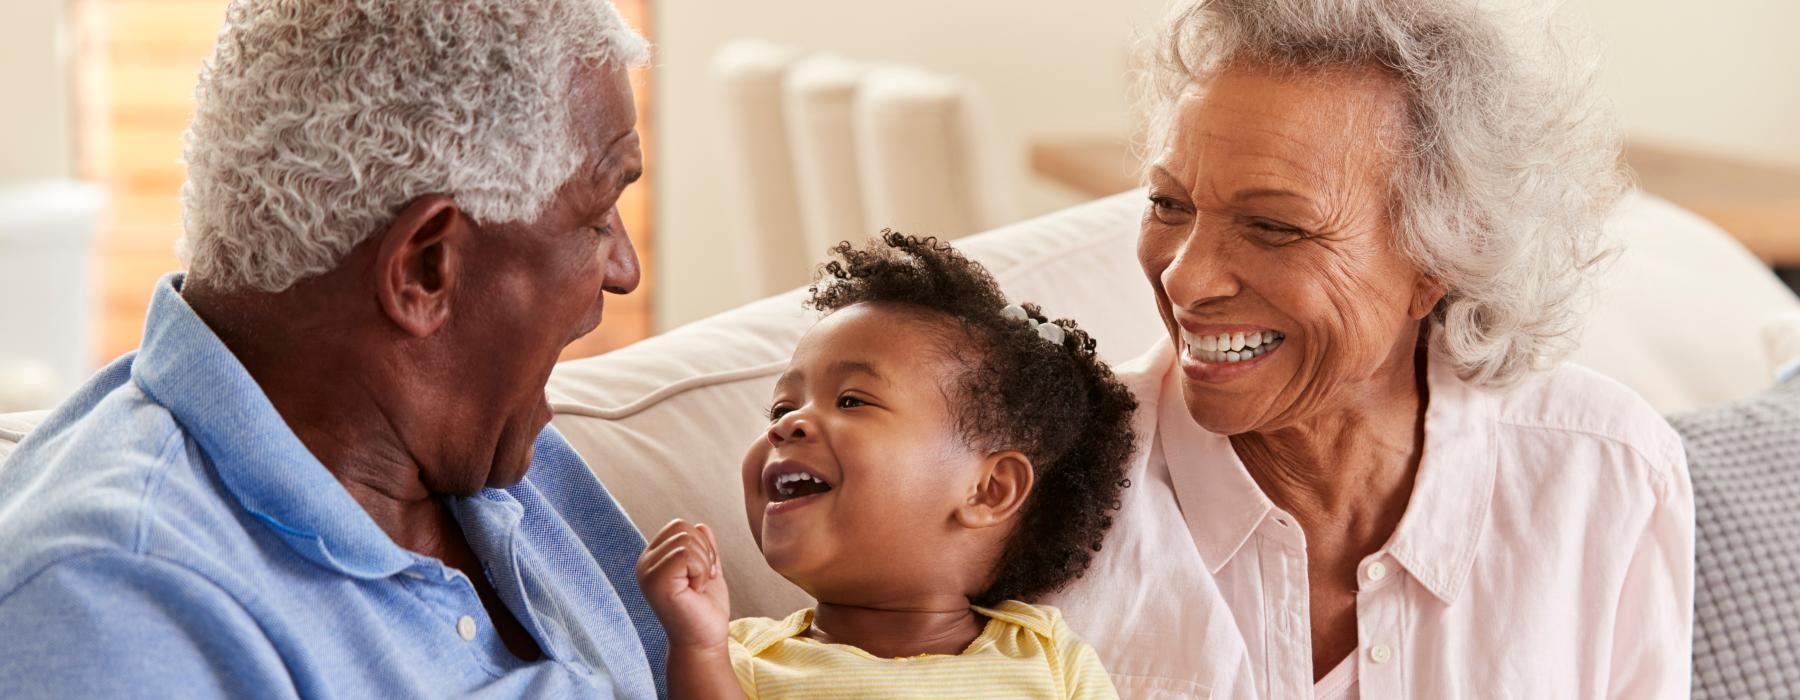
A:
[1147,196,1190,224]
[1247,218,1305,238]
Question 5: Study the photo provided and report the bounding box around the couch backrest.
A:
[1568,194,1800,411]
[543,188,1800,617]
[0,411,43,463]
[3,190,1797,620]
[547,189,1800,617]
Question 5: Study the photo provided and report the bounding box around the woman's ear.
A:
[1408,273,1448,320]
[375,194,469,337]
[954,451,1035,530]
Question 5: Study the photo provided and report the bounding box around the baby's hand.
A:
[636,519,732,651]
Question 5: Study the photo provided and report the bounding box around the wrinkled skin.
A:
[1140,62,1445,678]
[183,60,645,663]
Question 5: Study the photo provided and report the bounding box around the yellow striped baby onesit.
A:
[726,600,1119,699]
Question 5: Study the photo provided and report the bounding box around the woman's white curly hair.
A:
[1145,0,1629,387]
[179,0,650,292]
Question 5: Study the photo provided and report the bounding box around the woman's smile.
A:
[1175,320,1289,383]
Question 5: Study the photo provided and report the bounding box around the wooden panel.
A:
[97,247,184,359]
[97,0,230,52]
[102,64,203,115]
[104,193,184,234]
[1622,142,1800,266]
[562,0,655,360]
[1029,137,1141,198]
[1030,135,1800,266]
[95,125,186,183]
[76,0,658,365]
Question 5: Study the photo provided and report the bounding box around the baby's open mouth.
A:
[771,472,833,502]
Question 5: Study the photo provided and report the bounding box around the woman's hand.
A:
[636,519,732,651]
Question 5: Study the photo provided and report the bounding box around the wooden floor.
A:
[78,0,655,367]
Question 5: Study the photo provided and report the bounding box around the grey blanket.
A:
[1671,376,1800,699]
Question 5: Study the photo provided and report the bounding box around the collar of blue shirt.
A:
[131,272,464,578]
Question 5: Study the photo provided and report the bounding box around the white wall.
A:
[650,0,1800,330]
[1,1,1792,328]
[1579,0,1800,167]
[0,0,74,183]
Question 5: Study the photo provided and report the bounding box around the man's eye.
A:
[589,226,613,237]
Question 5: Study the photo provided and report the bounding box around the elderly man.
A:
[0,0,665,696]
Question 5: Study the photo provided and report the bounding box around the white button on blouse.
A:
[1050,342,1695,699]
[1364,561,1388,584]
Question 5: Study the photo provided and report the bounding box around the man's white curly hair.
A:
[179,0,650,292]
[1145,0,1629,387]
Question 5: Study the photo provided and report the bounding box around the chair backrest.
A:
[855,66,1017,239]
[714,41,1021,293]
[783,54,870,266]
[713,39,809,294]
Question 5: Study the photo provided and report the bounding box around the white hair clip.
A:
[1002,304,1067,345]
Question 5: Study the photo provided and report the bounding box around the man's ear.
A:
[954,451,1035,530]
[375,194,468,337]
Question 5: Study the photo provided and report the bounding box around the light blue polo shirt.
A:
[0,274,667,698]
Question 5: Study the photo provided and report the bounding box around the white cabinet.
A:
[0,181,103,411]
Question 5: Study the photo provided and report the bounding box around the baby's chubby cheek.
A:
[740,441,771,544]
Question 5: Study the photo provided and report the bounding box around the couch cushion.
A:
[1670,377,1800,700]
[1568,195,1800,412]
[1765,311,1800,379]
[0,411,45,463]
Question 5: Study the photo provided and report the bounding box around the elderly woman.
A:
[1049,0,1693,698]
[0,0,666,697]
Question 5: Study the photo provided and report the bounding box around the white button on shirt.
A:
[1051,342,1695,699]
[457,616,477,642]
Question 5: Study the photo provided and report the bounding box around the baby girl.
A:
[636,232,1138,698]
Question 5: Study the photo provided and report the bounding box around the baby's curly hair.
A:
[807,231,1138,606]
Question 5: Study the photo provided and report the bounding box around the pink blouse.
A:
[1049,342,1694,699]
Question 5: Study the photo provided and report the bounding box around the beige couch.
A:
[3,190,1798,621]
